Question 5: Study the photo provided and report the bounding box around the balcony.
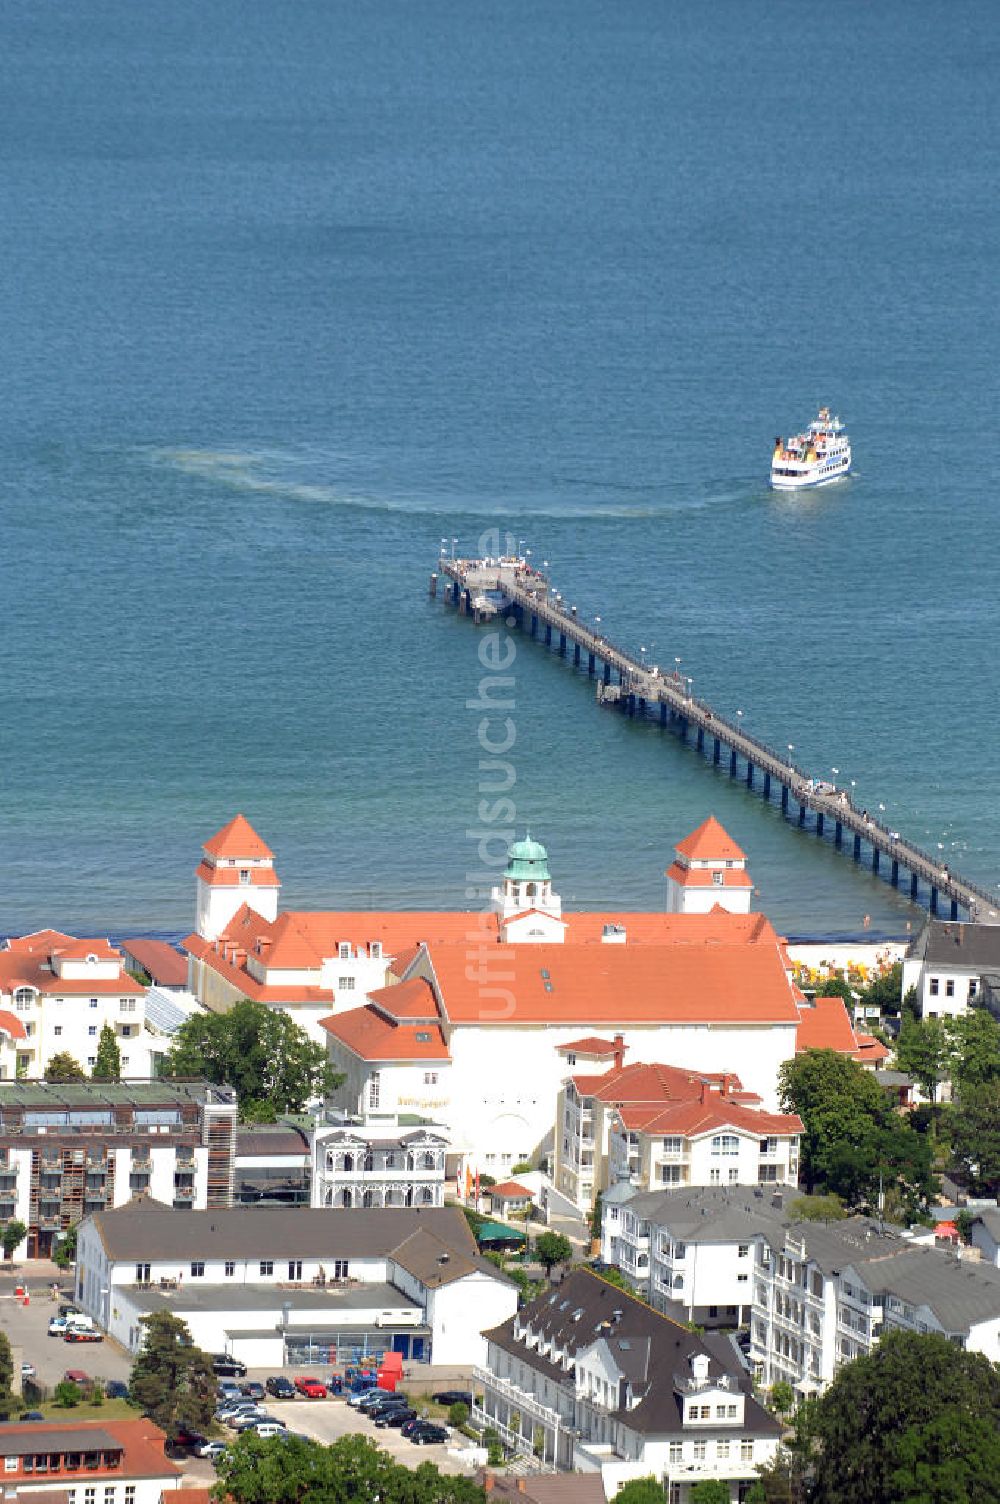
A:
[173,1184,196,1201]
[472,1366,566,1432]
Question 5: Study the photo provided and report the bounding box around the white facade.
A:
[311,1122,448,1209]
[608,1121,799,1199]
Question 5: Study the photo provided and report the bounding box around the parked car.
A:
[359,1390,406,1412]
[247,1420,287,1439]
[48,1317,70,1337]
[265,1376,296,1399]
[431,1390,472,1407]
[233,1413,274,1433]
[411,1423,449,1445]
[240,1381,266,1401]
[293,1377,327,1399]
[58,1304,81,1318]
[196,1439,229,1461]
[227,1408,266,1429]
[105,1380,129,1400]
[347,1385,379,1407]
[18,1412,45,1423]
[174,1426,207,1449]
[65,1330,103,1343]
[63,1370,91,1386]
[212,1355,248,1378]
[374,1407,416,1429]
[216,1402,261,1423]
[217,1381,242,1400]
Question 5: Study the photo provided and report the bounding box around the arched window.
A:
[711,1134,740,1156]
[342,1153,354,1172]
[526,882,536,898]
[362,1190,374,1208]
[363,1152,374,1173]
[341,1188,352,1208]
[422,1152,435,1170]
[13,988,34,1011]
[420,1187,434,1205]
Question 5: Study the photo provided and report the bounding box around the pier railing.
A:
[435,558,998,922]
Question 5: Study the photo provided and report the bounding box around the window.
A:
[710,1168,721,1185]
[759,1165,778,1183]
[946,979,955,997]
[368,1073,380,1110]
[288,1260,303,1281]
[929,978,939,996]
[662,1136,682,1154]
[259,1260,274,1276]
[88,1026,97,1037]
[729,1168,739,1184]
[120,999,136,1013]
[190,1262,205,1278]
[4,1457,17,1472]
[668,1442,682,1463]
[712,871,724,886]
[121,1025,133,1038]
[14,988,34,1010]
[338,942,351,960]
[370,941,382,959]
[760,1136,778,1154]
[224,1261,235,1277]
[970,979,978,998]
[741,1440,753,1461]
[54,1025,63,1037]
[738,1244,749,1258]
[717,1439,730,1459]
[661,1164,682,1185]
[332,1259,349,1279]
[135,1262,151,1282]
[566,1053,576,1066]
[125,1489,136,1504]
[737,1273,748,1283]
[85,1489,96,1504]
[711,1134,739,1155]
[338,977,355,991]
[673,1242,686,1259]
[104,1487,115,1502]
[87,1058,96,1068]
[423,1072,438,1086]
[693,1440,707,1459]
[89,999,98,1009]
[239,869,250,885]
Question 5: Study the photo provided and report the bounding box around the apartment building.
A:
[311,1117,449,1208]
[0,1418,181,1504]
[751,1216,1000,1397]
[475,1268,780,1502]
[902,919,1000,1020]
[0,1080,237,1258]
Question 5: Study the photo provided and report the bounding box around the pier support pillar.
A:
[678,717,688,742]
[763,772,771,800]
[451,581,460,606]
[798,803,806,827]
[891,858,899,887]
[530,614,538,638]
[930,886,939,916]
[627,694,636,717]
[730,748,738,777]
[660,703,668,727]
[835,820,843,848]
[853,834,862,862]
[713,737,721,766]
[816,812,824,837]
[574,643,581,667]
[746,762,754,789]
[588,651,595,675]
[872,848,880,875]
[638,696,647,717]
[429,573,438,598]
[950,899,959,920]
[781,785,789,814]
[696,727,705,753]
[559,632,567,656]
[545,622,552,647]
[910,872,919,900]
[603,661,611,685]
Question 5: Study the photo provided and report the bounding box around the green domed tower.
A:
[493,832,562,922]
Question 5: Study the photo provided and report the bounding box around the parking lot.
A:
[0,1284,132,1393]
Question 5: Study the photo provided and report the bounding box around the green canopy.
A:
[475,1219,527,1247]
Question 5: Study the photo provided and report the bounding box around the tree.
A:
[894,1015,946,1101]
[44,1052,86,1083]
[53,1223,78,1269]
[449,1401,469,1429]
[214,1432,489,1504]
[54,1380,81,1408]
[511,1162,534,1176]
[93,1023,122,1082]
[787,1194,846,1222]
[858,961,903,1016]
[0,1331,14,1419]
[945,1010,1000,1095]
[690,1484,730,1504]
[590,1191,604,1243]
[165,999,342,1121]
[817,976,854,1004]
[951,1081,1000,1196]
[1,1221,26,1262]
[806,1328,1000,1504]
[614,1481,665,1504]
[769,1380,794,1418]
[533,1231,572,1273]
[129,1311,216,1439]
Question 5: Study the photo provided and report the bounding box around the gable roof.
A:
[319,1006,450,1062]
[557,1037,621,1056]
[908,919,1000,971]
[673,817,746,862]
[202,815,274,861]
[795,994,859,1053]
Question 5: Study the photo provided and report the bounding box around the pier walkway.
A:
[432,557,998,924]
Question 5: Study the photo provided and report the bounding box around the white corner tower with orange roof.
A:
[665,816,753,916]
[195,814,281,940]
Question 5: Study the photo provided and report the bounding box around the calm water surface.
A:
[0,0,997,938]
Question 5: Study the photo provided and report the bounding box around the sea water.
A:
[0,0,997,938]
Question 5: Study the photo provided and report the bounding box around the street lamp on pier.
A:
[686,677,694,701]
[787,743,795,767]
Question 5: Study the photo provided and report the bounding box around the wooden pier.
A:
[431,557,999,924]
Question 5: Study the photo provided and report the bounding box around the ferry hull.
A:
[770,460,851,491]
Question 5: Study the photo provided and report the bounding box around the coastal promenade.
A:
[432,557,998,924]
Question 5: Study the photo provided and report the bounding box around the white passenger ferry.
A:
[770,408,851,489]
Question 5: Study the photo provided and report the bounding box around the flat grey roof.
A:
[0,1079,231,1111]
[0,1427,119,1456]
[124,1281,422,1317]
[90,1199,476,1263]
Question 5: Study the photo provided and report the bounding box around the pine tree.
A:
[93,1024,121,1082]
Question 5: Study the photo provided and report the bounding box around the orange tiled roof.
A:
[320,1006,451,1062]
[557,1036,621,1055]
[0,937,144,1000]
[617,1098,801,1137]
[429,941,800,1026]
[573,1060,734,1104]
[0,1010,26,1041]
[203,814,274,860]
[490,1181,533,1199]
[795,995,859,1053]
[368,977,441,1022]
[854,1033,890,1063]
[0,1418,178,1480]
[195,861,280,889]
[673,816,746,862]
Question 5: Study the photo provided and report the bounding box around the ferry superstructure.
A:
[771,408,851,490]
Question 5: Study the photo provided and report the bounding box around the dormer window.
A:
[370,941,382,959]
[339,942,351,960]
[712,871,724,886]
[239,869,250,885]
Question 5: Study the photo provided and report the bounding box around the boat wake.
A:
[146,446,723,521]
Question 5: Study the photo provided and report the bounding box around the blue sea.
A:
[0,0,997,939]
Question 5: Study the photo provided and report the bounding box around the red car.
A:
[64,1330,103,1343]
[63,1369,91,1385]
[293,1377,327,1399]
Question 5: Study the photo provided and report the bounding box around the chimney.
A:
[613,1034,625,1071]
[700,1080,710,1104]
